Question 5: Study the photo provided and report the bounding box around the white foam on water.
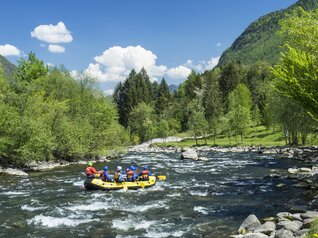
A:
[172,230,185,237]
[112,218,156,231]
[73,180,84,187]
[144,231,170,238]
[118,200,168,213]
[21,204,47,211]
[166,193,181,198]
[189,190,208,197]
[194,206,209,215]
[27,214,99,228]
[67,202,111,212]
[211,192,224,196]
[2,191,28,196]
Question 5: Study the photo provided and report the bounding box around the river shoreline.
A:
[1,142,318,176]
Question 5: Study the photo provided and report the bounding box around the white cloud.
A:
[205,56,220,70]
[104,89,114,96]
[70,70,80,79]
[85,45,168,82]
[166,65,192,79]
[40,44,46,48]
[184,56,220,72]
[48,44,65,53]
[216,42,221,47]
[46,62,54,68]
[0,44,21,56]
[31,21,73,43]
[84,45,218,84]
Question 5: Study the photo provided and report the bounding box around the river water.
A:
[0,151,309,237]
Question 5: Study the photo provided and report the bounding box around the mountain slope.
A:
[218,0,318,66]
[0,55,17,79]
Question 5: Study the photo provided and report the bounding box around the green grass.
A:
[154,126,318,148]
[306,218,318,238]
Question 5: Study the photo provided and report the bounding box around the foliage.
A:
[218,0,318,66]
[128,102,156,143]
[272,7,318,119]
[0,53,128,166]
[187,98,208,145]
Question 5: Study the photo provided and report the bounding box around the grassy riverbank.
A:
[153,126,318,147]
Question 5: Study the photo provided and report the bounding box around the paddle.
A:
[139,181,145,189]
[123,182,128,190]
[157,175,166,181]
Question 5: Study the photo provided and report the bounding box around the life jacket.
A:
[141,170,149,180]
[86,166,97,177]
[101,171,111,182]
[114,172,122,182]
[127,170,134,181]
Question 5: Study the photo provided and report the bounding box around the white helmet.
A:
[117,166,122,171]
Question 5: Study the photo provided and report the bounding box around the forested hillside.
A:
[0,53,129,166]
[112,2,318,147]
[218,0,318,66]
[0,55,17,80]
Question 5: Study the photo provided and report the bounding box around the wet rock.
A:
[276,183,287,188]
[180,149,199,161]
[242,233,269,238]
[254,222,276,235]
[0,167,28,176]
[238,214,262,234]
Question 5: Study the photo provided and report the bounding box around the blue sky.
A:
[0,0,297,93]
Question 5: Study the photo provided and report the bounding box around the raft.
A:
[84,175,156,190]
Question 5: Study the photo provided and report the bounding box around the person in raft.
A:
[85,162,100,178]
[114,166,124,183]
[139,165,152,181]
[126,165,138,182]
[100,166,113,182]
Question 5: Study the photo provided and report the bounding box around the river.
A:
[0,151,309,237]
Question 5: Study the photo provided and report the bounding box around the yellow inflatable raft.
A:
[84,176,156,190]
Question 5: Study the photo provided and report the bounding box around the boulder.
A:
[277,212,293,221]
[242,233,269,238]
[0,167,28,176]
[274,229,295,238]
[180,149,199,160]
[238,214,262,234]
[301,211,318,219]
[254,222,276,235]
[302,218,314,229]
[277,220,303,233]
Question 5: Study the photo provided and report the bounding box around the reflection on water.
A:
[0,151,308,237]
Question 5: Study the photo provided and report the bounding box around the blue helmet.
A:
[143,165,148,170]
[129,165,135,171]
[104,166,108,171]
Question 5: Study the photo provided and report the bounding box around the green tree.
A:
[113,69,154,127]
[128,102,156,142]
[272,7,318,119]
[226,84,252,142]
[187,99,208,145]
[227,106,251,143]
[155,78,171,115]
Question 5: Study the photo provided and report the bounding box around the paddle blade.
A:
[139,182,145,189]
[157,175,166,181]
[123,182,128,190]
